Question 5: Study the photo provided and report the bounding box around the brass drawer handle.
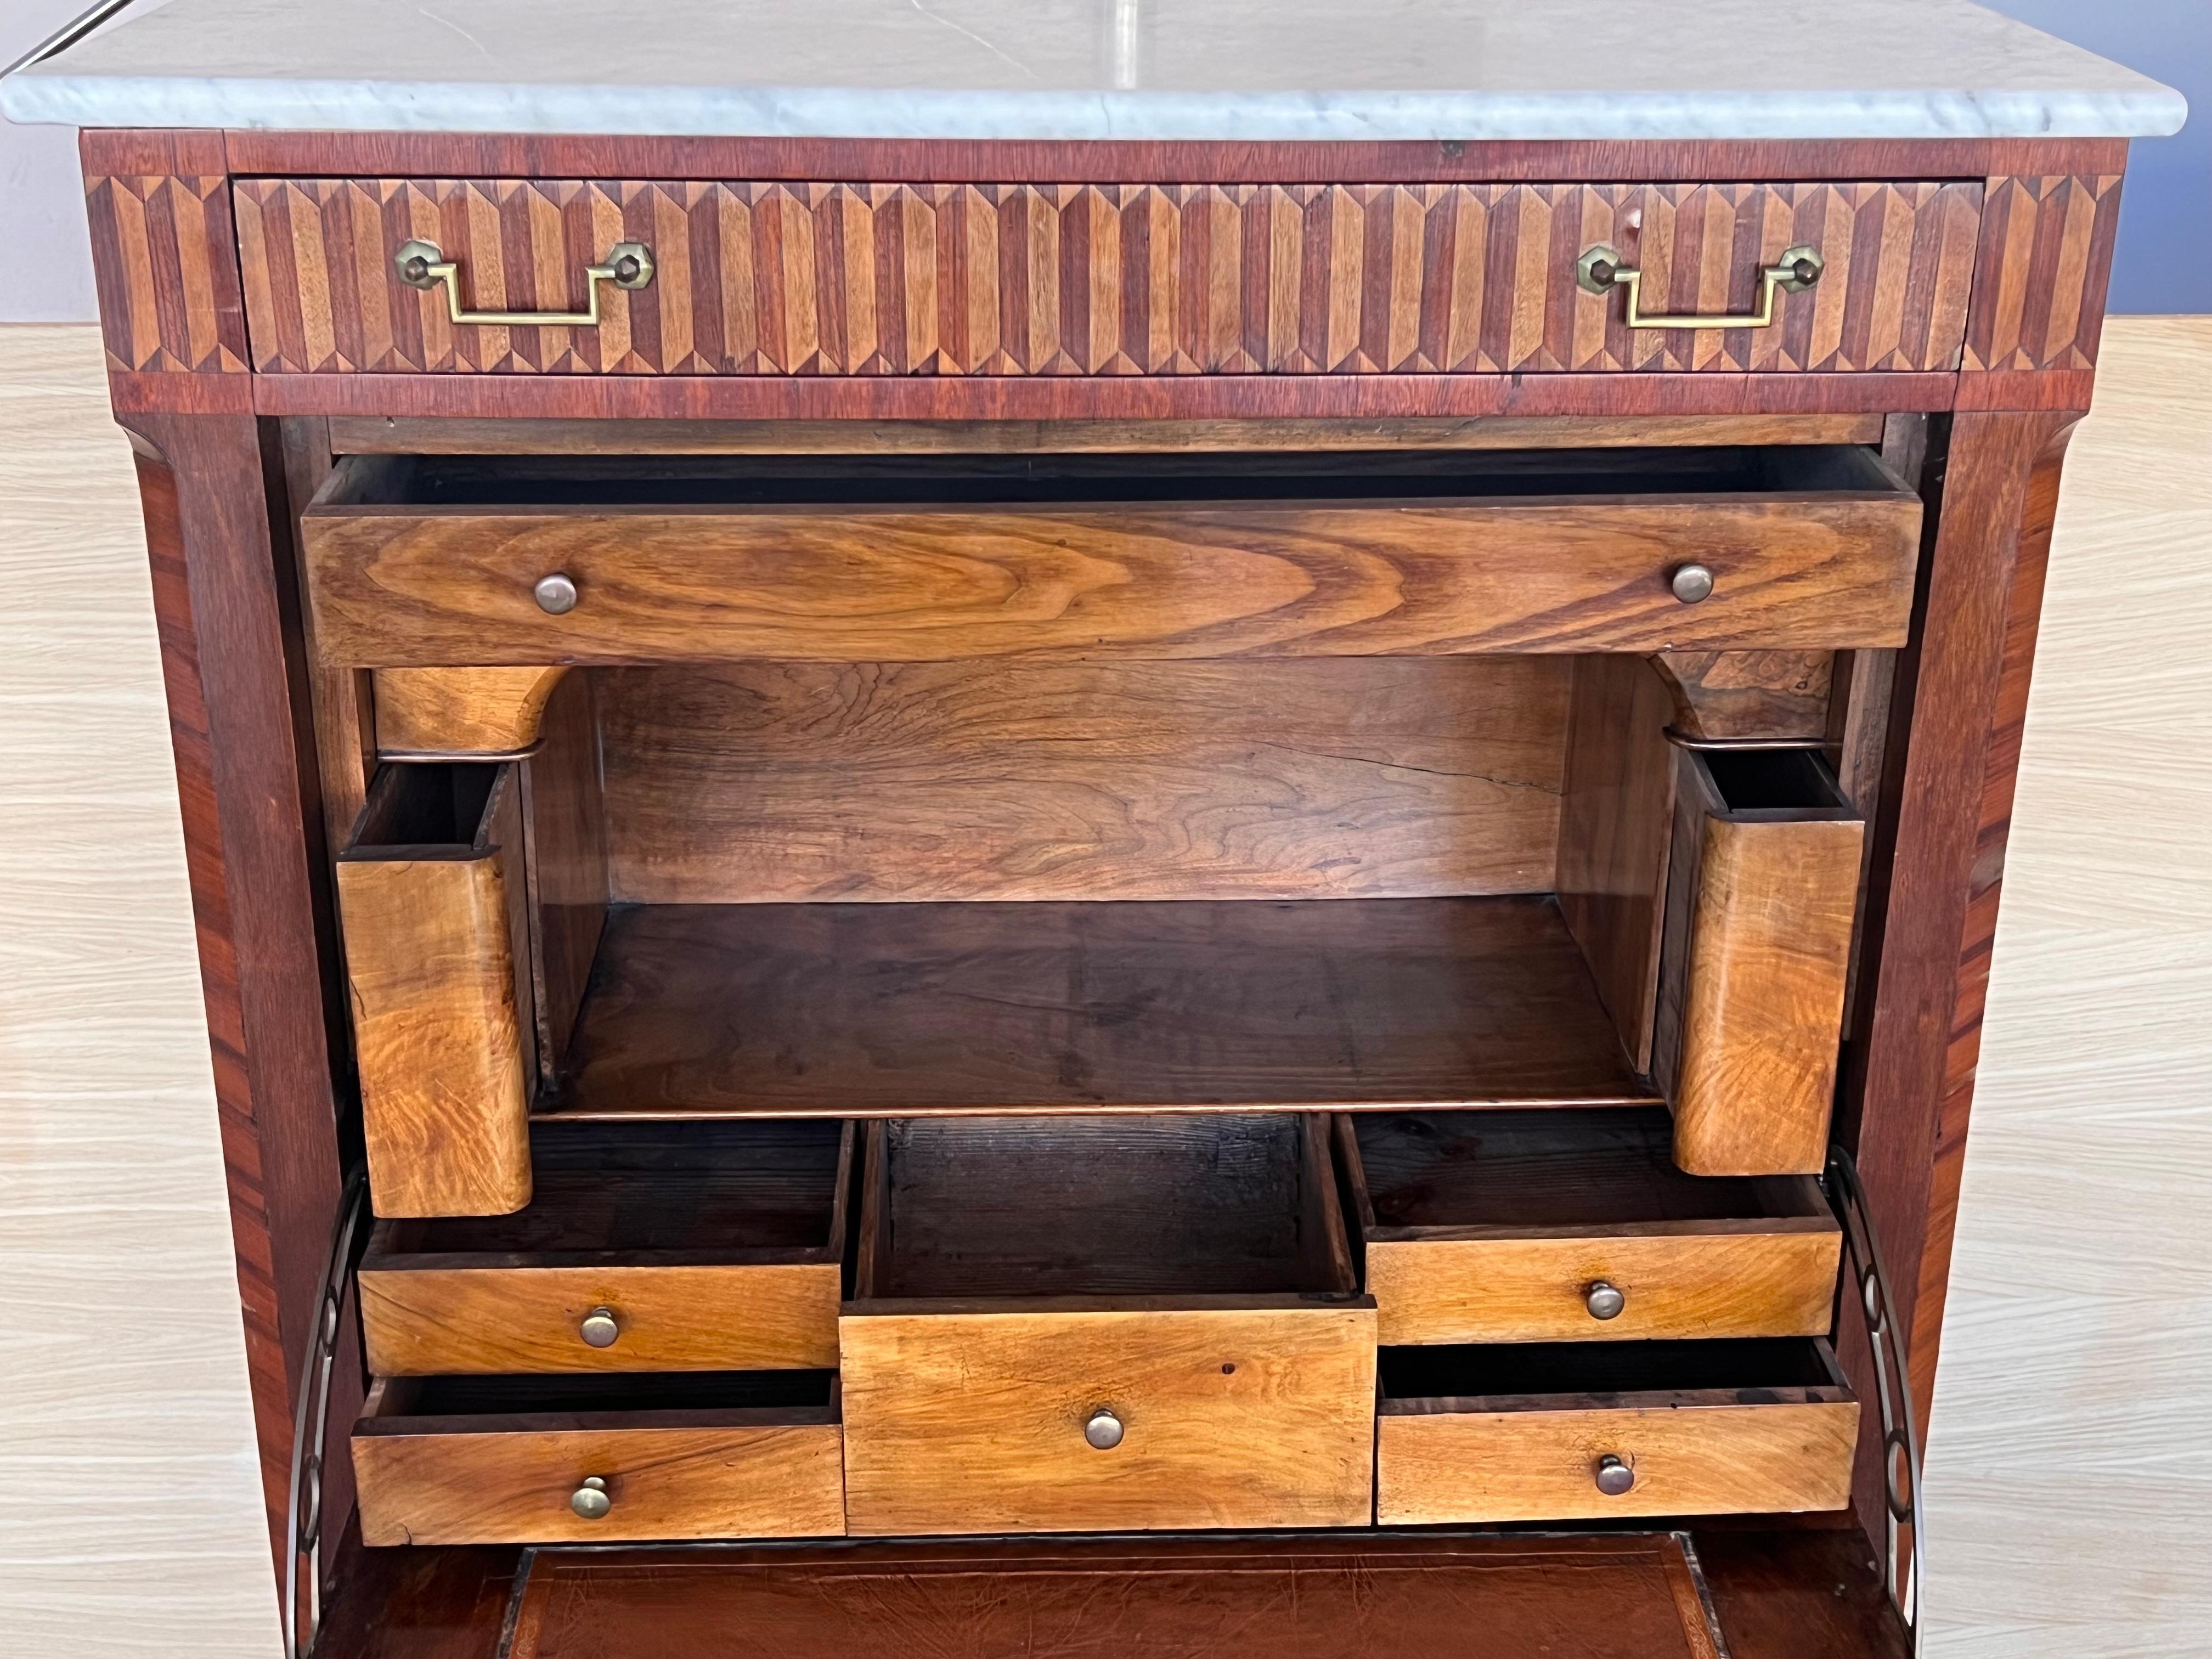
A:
[1577,242,1823,331]
[396,238,654,326]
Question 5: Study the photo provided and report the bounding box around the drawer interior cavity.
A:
[854,1114,1355,1301]
[321,443,1902,509]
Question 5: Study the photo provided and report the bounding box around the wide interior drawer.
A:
[233,178,1979,377]
[1376,1338,1858,1525]
[1340,1109,1842,1344]
[839,1115,1376,1536]
[352,1370,846,1545]
[359,1119,854,1374]
[300,447,1921,667]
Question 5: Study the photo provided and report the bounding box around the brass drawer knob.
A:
[579,1306,620,1348]
[1594,1455,1635,1497]
[1584,1280,1627,1321]
[1084,1408,1125,1451]
[534,573,580,614]
[1670,563,1716,605]
[569,1476,612,1520]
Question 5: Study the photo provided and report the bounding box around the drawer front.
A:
[1366,1222,1842,1346]
[1378,1395,1859,1525]
[301,475,1920,670]
[353,1415,846,1545]
[235,179,1980,377]
[839,1302,1377,1535]
[359,1261,843,1374]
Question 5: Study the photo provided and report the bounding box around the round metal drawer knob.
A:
[569,1476,612,1520]
[1584,1280,1627,1321]
[1594,1455,1636,1497]
[1084,1409,1125,1451]
[579,1306,620,1348]
[1669,563,1716,605]
[534,572,580,614]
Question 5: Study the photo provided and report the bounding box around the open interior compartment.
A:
[322,442,1908,509]
[853,1114,1355,1301]
[365,1118,851,1263]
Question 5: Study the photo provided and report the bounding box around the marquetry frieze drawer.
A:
[1375,1338,1859,1525]
[352,1370,847,1545]
[358,1120,854,1375]
[233,178,1981,376]
[299,446,1921,667]
[1338,1110,1843,1345]
[838,1115,1377,1537]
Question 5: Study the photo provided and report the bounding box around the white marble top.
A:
[1,0,2186,142]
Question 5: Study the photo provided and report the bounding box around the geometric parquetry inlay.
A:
[234,177,1986,377]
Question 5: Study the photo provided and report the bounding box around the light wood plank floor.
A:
[0,319,2205,1657]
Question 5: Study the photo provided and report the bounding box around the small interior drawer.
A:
[352,1370,845,1545]
[1654,748,1866,1175]
[359,1119,854,1374]
[1340,1109,1842,1344]
[838,1114,1376,1536]
[1376,1338,1858,1525]
[300,446,1921,668]
[337,761,534,1218]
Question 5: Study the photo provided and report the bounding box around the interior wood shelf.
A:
[541,895,1657,1122]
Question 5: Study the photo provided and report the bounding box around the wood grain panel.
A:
[1379,1395,1858,1524]
[518,673,606,1082]
[235,179,1980,376]
[548,898,1658,1121]
[1652,651,1834,741]
[495,1533,1750,1659]
[599,659,1566,904]
[838,1301,1376,1534]
[84,172,249,376]
[1340,1111,1840,1345]
[353,1379,844,1545]
[330,411,1887,455]
[300,485,1922,669]
[1556,655,1680,1071]
[337,768,533,1217]
[359,1262,841,1374]
[371,666,571,756]
[1962,176,2124,374]
[1655,751,1864,1177]
[358,1118,850,1374]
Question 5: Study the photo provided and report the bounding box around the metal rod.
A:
[283,1172,367,1659]
[1825,1144,1926,1658]
[2,0,144,81]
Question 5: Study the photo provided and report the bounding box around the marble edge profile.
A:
[1,74,2190,141]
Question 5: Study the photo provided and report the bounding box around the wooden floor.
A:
[0,319,2207,1657]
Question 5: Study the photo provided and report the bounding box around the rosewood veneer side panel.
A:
[1837,409,2083,1548]
[234,179,1980,377]
[120,413,349,1581]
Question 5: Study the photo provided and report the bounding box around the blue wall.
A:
[1989,1,2207,313]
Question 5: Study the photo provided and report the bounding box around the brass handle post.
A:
[396,238,654,326]
[1577,243,1823,331]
